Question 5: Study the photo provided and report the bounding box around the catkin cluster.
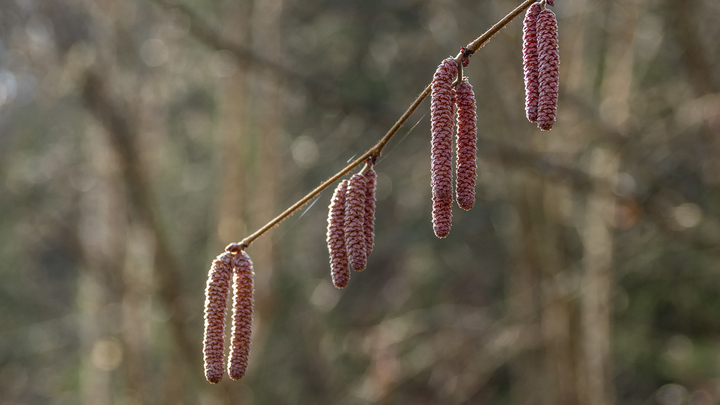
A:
[204,2,562,384]
[430,57,478,238]
[523,1,559,131]
[326,162,377,288]
[203,244,255,384]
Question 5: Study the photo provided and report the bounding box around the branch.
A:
[235,0,538,251]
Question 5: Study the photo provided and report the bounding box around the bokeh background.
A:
[2,0,720,403]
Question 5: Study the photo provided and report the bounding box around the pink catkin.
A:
[228,251,254,380]
[203,253,234,384]
[363,168,377,258]
[522,2,542,123]
[345,174,368,271]
[431,57,457,204]
[431,57,457,238]
[327,180,350,288]
[454,79,477,211]
[536,8,559,131]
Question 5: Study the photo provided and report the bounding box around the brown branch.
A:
[667,0,719,95]
[236,0,537,251]
[463,0,539,56]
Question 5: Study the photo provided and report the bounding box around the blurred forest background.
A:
[1,0,720,403]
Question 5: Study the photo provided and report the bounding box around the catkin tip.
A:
[332,269,350,290]
[206,371,223,384]
[432,199,453,238]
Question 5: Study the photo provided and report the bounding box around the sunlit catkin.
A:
[536,8,559,131]
[327,180,350,288]
[431,57,457,204]
[431,57,457,238]
[454,78,477,211]
[363,167,377,257]
[345,174,368,271]
[228,250,254,380]
[522,2,542,123]
[203,253,233,384]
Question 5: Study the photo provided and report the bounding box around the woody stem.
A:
[235,0,537,252]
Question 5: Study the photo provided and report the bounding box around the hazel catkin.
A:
[431,57,457,238]
[203,253,234,384]
[363,167,377,257]
[431,57,457,204]
[345,174,368,271]
[536,8,559,131]
[327,180,350,288]
[454,78,477,211]
[228,251,254,380]
[522,2,542,123]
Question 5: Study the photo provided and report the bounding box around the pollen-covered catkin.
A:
[522,2,542,123]
[363,167,377,258]
[203,253,234,384]
[228,251,254,380]
[431,57,457,204]
[454,78,477,211]
[536,8,559,131]
[345,174,368,271]
[327,180,350,288]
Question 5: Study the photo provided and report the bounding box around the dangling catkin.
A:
[536,8,559,131]
[431,57,457,238]
[454,78,477,211]
[345,174,368,271]
[228,250,254,380]
[203,253,234,384]
[363,167,377,258]
[522,2,542,123]
[327,180,350,288]
[431,57,457,204]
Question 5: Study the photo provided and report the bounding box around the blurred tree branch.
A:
[668,0,719,95]
[151,0,394,121]
[81,68,199,373]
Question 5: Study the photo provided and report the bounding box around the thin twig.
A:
[462,0,538,57]
[236,0,537,251]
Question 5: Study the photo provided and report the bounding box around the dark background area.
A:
[1,0,720,404]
